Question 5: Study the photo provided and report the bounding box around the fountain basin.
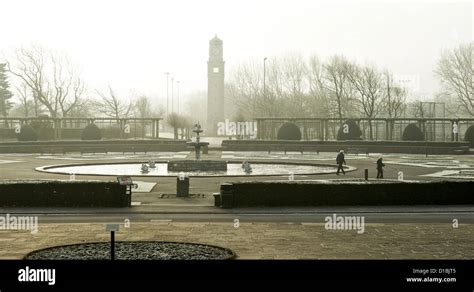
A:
[36,161,349,177]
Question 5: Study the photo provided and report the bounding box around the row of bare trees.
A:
[4,45,164,119]
[227,43,473,125]
[6,45,85,118]
[435,43,473,116]
[4,42,471,123]
[226,54,408,139]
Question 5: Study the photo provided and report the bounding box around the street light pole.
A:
[263,57,267,114]
[165,72,170,114]
[176,81,180,114]
[171,77,174,113]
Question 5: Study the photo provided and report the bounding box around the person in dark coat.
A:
[376,157,385,178]
[336,150,346,175]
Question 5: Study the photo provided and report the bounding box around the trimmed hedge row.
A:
[216,180,474,208]
[0,180,129,207]
[0,139,188,153]
[1,123,148,141]
[221,140,470,154]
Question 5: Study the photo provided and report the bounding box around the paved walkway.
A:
[1,222,473,259]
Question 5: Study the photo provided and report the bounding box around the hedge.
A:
[216,180,474,208]
[464,125,474,147]
[277,122,301,140]
[337,119,362,140]
[81,123,102,140]
[17,124,38,141]
[402,123,424,141]
[0,180,129,207]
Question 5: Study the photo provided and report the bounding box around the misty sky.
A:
[1,0,472,106]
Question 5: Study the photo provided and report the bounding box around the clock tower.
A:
[207,35,225,135]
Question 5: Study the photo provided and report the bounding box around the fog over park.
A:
[0,0,472,122]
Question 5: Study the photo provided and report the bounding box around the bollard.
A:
[111,231,115,260]
[220,183,233,208]
[364,169,368,181]
[177,177,190,197]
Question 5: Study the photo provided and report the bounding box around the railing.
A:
[0,117,163,141]
[255,117,474,142]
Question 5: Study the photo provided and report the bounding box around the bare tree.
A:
[66,99,93,118]
[263,59,285,117]
[15,83,32,117]
[5,45,85,118]
[410,100,426,118]
[321,55,352,123]
[166,112,186,139]
[308,55,331,117]
[95,86,132,119]
[133,95,152,118]
[383,71,407,119]
[228,61,263,118]
[281,54,309,117]
[346,63,384,139]
[435,43,473,115]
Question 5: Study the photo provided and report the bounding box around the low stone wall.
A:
[215,180,474,208]
[0,180,129,207]
[221,140,470,155]
[0,139,188,153]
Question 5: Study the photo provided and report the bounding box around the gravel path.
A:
[25,241,236,260]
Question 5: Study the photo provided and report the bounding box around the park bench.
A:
[40,147,66,155]
[116,176,138,207]
[80,147,108,155]
[347,147,369,156]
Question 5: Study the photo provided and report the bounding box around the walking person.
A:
[376,157,385,179]
[336,150,346,175]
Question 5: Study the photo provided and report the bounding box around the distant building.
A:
[207,35,225,135]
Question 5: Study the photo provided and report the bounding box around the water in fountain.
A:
[168,123,227,171]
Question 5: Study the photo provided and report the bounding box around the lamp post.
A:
[165,72,170,114]
[263,57,267,114]
[171,77,174,113]
[176,81,180,114]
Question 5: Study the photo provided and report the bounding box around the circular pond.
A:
[37,161,348,177]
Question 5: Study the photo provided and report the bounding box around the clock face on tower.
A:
[211,46,221,57]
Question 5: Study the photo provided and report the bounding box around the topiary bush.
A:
[402,123,424,141]
[277,122,301,140]
[464,125,474,147]
[17,124,38,141]
[81,123,102,140]
[337,119,362,140]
